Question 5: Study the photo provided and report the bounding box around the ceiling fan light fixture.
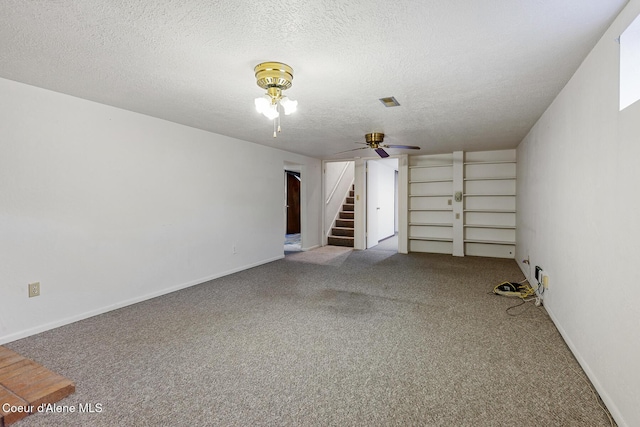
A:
[280,96,298,115]
[255,96,279,120]
[365,132,385,146]
[255,62,293,90]
[254,61,297,137]
[334,133,420,158]
[254,95,270,112]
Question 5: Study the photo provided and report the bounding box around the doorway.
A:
[285,170,301,252]
[366,158,399,251]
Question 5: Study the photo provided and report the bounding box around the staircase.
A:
[328,185,355,247]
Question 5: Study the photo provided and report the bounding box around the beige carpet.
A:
[286,245,352,266]
[5,247,614,426]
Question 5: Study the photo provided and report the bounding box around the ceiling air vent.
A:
[379,96,401,107]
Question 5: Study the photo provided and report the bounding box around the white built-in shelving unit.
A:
[408,149,516,259]
[463,150,516,258]
[408,153,454,254]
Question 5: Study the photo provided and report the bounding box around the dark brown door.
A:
[286,172,301,234]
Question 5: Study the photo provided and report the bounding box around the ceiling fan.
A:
[338,133,420,158]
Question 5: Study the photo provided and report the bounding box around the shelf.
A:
[409,179,454,183]
[464,161,515,165]
[464,239,516,245]
[464,176,516,181]
[464,224,515,229]
[410,223,453,227]
[463,193,516,197]
[409,164,453,169]
[408,151,517,258]
[410,237,454,242]
[464,209,516,213]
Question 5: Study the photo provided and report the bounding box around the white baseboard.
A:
[541,299,625,426]
[0,255,284,345]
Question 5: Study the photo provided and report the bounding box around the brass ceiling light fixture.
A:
[365,132,385,147]
[254,61,298,137]
[336,133,421,158]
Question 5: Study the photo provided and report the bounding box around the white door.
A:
[366,160,380,248]
[376,160,397,240]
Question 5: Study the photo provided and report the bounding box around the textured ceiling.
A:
[0,0,628,159]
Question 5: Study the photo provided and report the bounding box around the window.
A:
[620,14,640,111]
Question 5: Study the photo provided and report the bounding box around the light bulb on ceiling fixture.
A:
[253,62,297,137]
[279,96,298,115]
[263,105,280,120]
[255,96,279,120]
[254,96,270,115]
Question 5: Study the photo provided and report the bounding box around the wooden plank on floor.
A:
[1,365,53,393]
[0,386,30,426]
[0,347,75,425]
[0,348,24,370]
[6,374,75,408]
[0,360,35,384]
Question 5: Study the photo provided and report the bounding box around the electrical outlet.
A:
[535,266,543,284]
[28,282,40,298]
[232,245,237,254]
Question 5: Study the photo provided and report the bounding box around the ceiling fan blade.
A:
[375,148,390,158]
[383,144,421,150]
[335,146,369,155]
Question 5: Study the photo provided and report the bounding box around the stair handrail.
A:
[325,162,351,205]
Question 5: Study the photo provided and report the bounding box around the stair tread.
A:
[331,227,354,237]
[328,235,355,247]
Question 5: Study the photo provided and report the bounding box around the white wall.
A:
[516,1,640,425]
[0,77,322,344]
